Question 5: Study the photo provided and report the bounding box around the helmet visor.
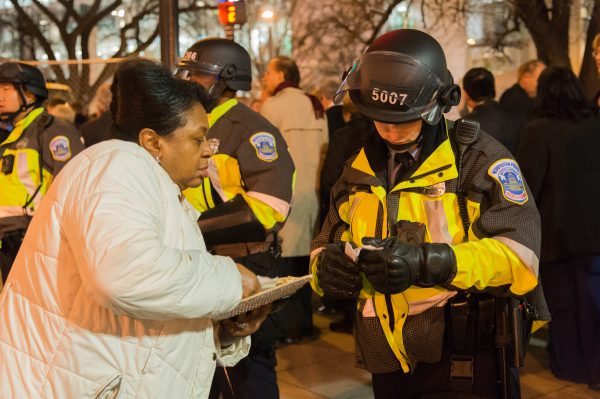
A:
[174,59,222,80]
[335,51,446,124]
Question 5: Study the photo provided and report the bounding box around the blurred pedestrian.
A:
[462,67,519,153]
[0,62,84,283]
[517,66,600,393]
[0,57,269,398]
[45,96,78,126]
[315,79,345,140]
[499,59,545,143]
[261,55,328,342]
[81,82,113,147]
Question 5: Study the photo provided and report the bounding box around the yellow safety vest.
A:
[0,108,53,218]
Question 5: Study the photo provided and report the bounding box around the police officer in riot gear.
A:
[0,62,83,283]
[311,29,548,398]
[176,38,295,399]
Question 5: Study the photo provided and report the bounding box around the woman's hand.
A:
[236,263,260,298]
[220,303,272,340]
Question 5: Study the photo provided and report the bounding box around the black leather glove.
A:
[358,237,456,295]
[316,242,362,301]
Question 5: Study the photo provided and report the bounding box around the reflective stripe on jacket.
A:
[184,100,295,232]
[311,118,541,372]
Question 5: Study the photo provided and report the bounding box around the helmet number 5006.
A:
[371,88,407,105]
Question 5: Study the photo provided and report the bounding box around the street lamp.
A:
[259,6,276,58]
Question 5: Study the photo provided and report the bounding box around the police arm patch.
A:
[250,132,278,162]
[488,158,528,205]
[49,135,72,162]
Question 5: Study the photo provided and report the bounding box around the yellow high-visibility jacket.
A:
[0,108,83,231]
[311,118,541,373]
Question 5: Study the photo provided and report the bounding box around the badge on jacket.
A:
[49,135,72,162]
[250,132,278,162]
[488,159,528,205]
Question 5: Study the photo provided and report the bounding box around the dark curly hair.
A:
[110,57,211,142]
[532,66,596,121]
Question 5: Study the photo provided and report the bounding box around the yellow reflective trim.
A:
[203,177,215,208]
[374,293,411,372]
[451,238,538,295]
[1,108,44,146]
[208,99,238,128]
[350,149,375,176]
[309,252,324,296]
[242,192,284,230]
[394,139,458,190]
[183,177,214,213]
[0,148,50,214]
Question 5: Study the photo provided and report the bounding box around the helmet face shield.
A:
[175,59,222,80]
[335,51,446,125]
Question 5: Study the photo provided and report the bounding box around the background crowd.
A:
[1,30,600,398]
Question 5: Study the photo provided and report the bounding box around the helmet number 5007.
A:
[371,88,407,105]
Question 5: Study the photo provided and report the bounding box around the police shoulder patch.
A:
[49,135,72,162]
[488,158,528,205]
[250,132,278,162]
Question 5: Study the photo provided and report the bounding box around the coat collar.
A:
[349,118,458,190]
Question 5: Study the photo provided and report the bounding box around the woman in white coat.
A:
[0,58,269,398]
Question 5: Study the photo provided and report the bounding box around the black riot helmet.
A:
[175,38,252,99]
[0,62,48,122]
[335,29,461,125]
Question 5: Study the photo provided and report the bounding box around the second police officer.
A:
[175,38,295,399]
[311,29,548,398]
[0,62,84,284]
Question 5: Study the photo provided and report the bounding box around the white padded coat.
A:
[0,140,249,398]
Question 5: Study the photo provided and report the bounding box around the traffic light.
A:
[218,1,247,26]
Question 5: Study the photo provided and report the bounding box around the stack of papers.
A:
[213,274,312,321]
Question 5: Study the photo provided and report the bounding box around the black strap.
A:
[22,114,53,212]
[448,119,480,242]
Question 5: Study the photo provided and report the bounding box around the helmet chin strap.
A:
[385,133,423,152]
[0,85,37,124]
[204,79,227,112]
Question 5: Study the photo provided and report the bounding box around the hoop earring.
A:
[155,155,161,164]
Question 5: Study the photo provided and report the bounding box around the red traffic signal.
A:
[218,1,247,26]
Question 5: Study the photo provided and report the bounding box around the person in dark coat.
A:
[316,79,345,140]
[80,82,113,147]
[500,60,545,147]
[462,67,519,154]
[517,66,600,393]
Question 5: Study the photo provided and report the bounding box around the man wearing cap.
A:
[310,29,548,398]
[0,62,83,283]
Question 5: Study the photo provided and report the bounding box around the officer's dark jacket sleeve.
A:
[185,103,295,232]
[41,117,85,176]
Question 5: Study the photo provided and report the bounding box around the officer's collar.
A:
[208,98,237,128]
[364,120,444,176]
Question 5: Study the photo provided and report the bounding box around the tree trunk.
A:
[513,0,572,67]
